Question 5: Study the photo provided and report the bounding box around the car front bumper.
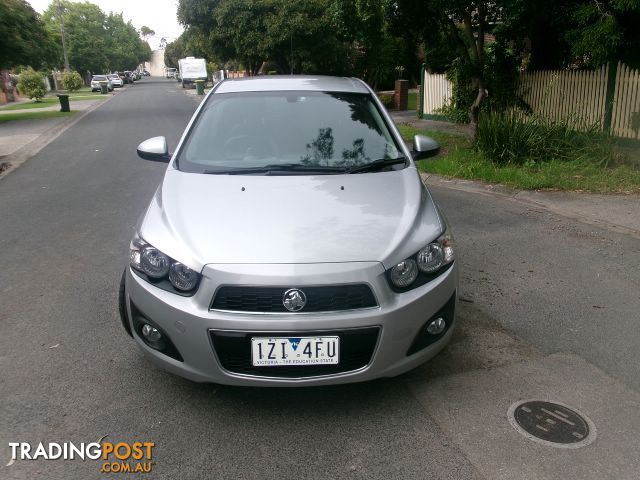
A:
[123,261,458,386]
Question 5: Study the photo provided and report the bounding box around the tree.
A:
[177,0,351,75]
[42,2,152,74]
[104,13,152,70]
[0,0,56,69]
[164,36,185,68]
[43,1,108,74]
[17,68,46,101]
[332,0,387,86]
[510,0,640,70]
[390,0,510,136]
[140,25,155,40]
[437,1,504,136]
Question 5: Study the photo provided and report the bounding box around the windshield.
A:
[176,91,403,174]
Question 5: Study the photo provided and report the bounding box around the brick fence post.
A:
[394,79,408,111]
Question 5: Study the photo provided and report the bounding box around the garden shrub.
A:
[476,110,615,166]
[17,68,46,101]
[62,71,84,92]
[378,94,394,109]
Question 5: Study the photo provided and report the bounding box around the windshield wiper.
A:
[203,163,347,175]
[346,157,408,174]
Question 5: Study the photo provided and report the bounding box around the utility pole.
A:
[57,1,70,71]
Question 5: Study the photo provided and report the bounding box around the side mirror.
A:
[412,135,440,160]
[137,136,170,162]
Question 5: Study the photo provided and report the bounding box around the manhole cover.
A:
[508,400,596,449]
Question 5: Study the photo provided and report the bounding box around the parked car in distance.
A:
[143,70,151,76]
[116,71,129,84]
[90,75,113,92]
[123,76,456,387]
[107,74,123,88]
[166,68,177,79]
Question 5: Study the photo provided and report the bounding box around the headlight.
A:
[140,248,171,278]
[390,259,419,288]
[169,263,200,291]
[129,233,201,295]
[417,243,444,273]
[387,231,455,291]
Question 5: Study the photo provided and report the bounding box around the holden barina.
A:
[119,76,458,386]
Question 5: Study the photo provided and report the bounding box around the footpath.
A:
[0,95,110,176]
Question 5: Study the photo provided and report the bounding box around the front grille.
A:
[210,327,380,378]
[210,285,377,313]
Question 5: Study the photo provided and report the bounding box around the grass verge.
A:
[396,123,640,194]
[0,111,76,123]
[0,95,104,111]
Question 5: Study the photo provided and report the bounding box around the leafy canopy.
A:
[42,1,152,74]
[0,0,56,69]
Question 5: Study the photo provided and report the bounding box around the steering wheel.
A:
[223,135,278,161]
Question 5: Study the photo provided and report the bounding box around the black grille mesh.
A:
[210,285,377,313]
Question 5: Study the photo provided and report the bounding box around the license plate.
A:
[251,336,339,366]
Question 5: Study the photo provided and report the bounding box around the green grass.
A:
[58,86,93,93]
[396,123,640,194]
[0,94,103,111]
[397,124,470,154]
[407,91,417,112]
[0,111,76,123]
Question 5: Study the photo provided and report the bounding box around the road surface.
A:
[1,78,638,480]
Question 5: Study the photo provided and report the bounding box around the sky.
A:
[27,0,184,49]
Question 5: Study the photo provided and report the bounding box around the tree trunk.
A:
[469,77,486,141]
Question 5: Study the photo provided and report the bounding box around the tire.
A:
[119,268,133,337]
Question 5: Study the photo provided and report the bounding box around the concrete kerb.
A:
[423,173,640,240]
[0,93,117,180]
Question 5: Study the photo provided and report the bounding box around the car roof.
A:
[215,75,370,94]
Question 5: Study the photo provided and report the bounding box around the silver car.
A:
[90,75,113,92]
[107,74,123,88]
[120,76,458,386]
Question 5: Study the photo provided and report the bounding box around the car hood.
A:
[139,168,443,269]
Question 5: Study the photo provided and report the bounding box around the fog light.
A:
[426,317,446,335]
[142,323,162,342]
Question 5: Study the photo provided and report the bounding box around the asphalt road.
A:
[428,183,640,391]
[1,78,639,479]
